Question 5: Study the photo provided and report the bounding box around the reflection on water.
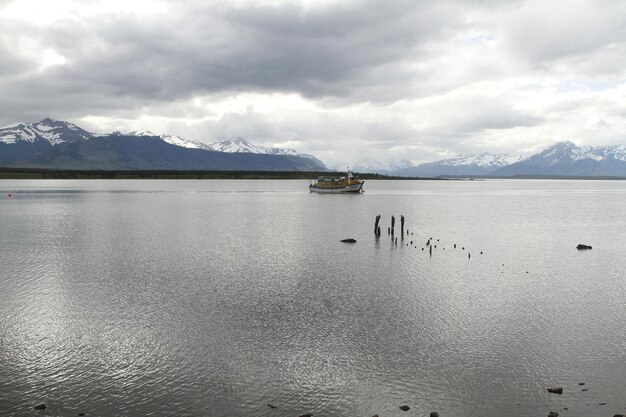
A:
[1,179,625,417]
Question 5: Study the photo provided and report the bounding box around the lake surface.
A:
[0,179,625,417]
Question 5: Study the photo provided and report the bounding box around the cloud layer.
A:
[1,0,626,166]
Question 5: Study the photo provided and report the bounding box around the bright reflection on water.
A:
[0,179,625,417]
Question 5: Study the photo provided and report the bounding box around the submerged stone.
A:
[547,387,563,394]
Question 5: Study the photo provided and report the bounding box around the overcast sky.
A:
[1,0,625,166]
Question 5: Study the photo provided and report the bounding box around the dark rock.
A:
[548,412,559,417]
[400,405,410,411]
[33,404,46,410]
[299,414,313,417]
[581,388,589,391]
[547,387,563,394]
[267,404,277,409]
[430,412,440,417]
[576,244,592,250]
[613,414,625,417]
[78,413,86,416]
[598,402,607,405]
[340,238,357,243]
[578,382,585,386]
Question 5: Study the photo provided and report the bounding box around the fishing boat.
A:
[309,169,364,193]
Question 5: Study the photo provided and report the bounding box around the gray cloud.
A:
[1,0,625,164]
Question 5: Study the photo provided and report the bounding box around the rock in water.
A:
[33,404,47,410]
[267,404,277,409]
[548,412,559,417]
[547,387,563,394]
[430,413,440,417]
[340,238,357,243]
[400,405,410,411]
[576,244,592,250]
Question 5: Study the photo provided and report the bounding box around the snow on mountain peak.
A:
[126,130,209,149]
[128,129,157,137]
[0,118,92,145]
[209,137,300,156]
[438,152,526,167]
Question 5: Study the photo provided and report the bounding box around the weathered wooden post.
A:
[400,215,405,237]
[374,214,381,235]
[391,216,395,236]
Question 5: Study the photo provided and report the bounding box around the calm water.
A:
[0,179,625,417]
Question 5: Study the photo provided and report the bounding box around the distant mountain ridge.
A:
[0,119,328,171]
[489,141,626,177]
[9,135,327,171]
[0,118,93,145]
[391,152,525,177]
[351,158,414,175]
[128,129,210,150]
[126,131,327,168]
[355,142,626,177]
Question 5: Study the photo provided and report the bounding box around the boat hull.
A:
[309,182,364,193]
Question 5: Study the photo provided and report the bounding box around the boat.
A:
[309,169,364,193]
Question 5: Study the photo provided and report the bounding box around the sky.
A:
[1,0,626,167]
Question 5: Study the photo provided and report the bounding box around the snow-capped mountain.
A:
[0,118,95,163]
[127,129,210,150]
[392,152,525,177]
[208,137,327,168]
[490,141,626,176]
[209,137,298,156]
[0,118,329,171]
[351,158,414,175]
[0,118,93,145]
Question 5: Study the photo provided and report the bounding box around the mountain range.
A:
[489,141,626,177]
[2,119,626,176]
[353,142,626,177]
[390,153,526,177]
[0,119,328,171]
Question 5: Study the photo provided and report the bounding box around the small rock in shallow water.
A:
[33,404,46,410]
[547,387,563,394]
[299,414,313,417]
[578,382,585,386]
[576,244,592,250]
[340,238,357,243]
[430,412,440,417]
[400,405,410,411]
[548,412,559,417]
[581,388,589,391]
[266,404,277,409]
[78,413,85,416]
